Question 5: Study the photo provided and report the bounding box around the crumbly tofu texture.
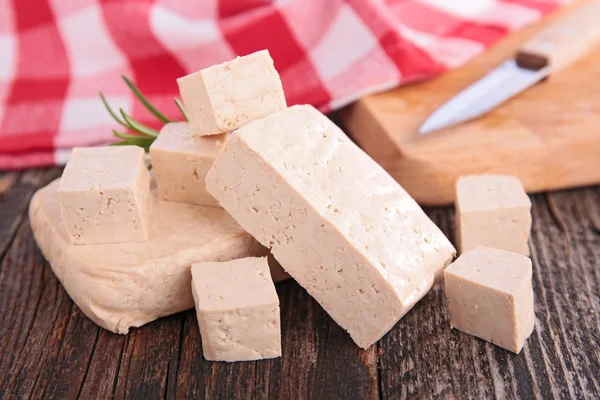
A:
[150,122,226,207]
[206,105,456,349]
[192,257,281,362]
[177,50,286,136]
[444,246,535,353]
[30,179,289,334]
[58,146,152,244]
[456,175,532,255]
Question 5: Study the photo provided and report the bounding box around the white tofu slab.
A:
[206,105,456,348]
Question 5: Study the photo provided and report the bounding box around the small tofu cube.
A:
[456,175,531,255]
[150,122,226,207]
[191,256,281,362]
[444,246,535,353]
[177,50,286,136]
[58,146,152,244]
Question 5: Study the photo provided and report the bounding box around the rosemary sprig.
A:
[174,98,189,122]
[100,75,189,152]
[121,75,171,124]
[119,109,159,137]
[112,136,154,152]
[112,130,147,141]
[100,92,128,128]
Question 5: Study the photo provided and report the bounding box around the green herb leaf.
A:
[120,109,160,137]
[110,137,153,152]
[112,129,147,140]
[174,98,189,122]
[122,75,171,124]
[100,92,128,128]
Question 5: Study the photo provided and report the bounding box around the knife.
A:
[419,0,600,135]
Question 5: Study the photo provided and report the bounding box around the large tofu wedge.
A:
[206,105,456,348]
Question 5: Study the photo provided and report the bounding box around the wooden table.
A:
[1,166,599,399]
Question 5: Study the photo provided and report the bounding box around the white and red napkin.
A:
[0,0,566,169]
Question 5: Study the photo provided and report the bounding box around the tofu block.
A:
[205,105,456,349]
[30,179,289,334]
[444,246,535,353]
[177,50,286,136]
[58,146,152,245]
[191,257,281,362]
[456,175,532,255]
[150,122,226,206]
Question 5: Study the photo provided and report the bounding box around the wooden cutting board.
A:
[340,0,600,206]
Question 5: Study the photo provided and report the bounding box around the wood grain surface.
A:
[0,168,598,399]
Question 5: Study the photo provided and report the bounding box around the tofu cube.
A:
[444,246,535,353]
[206,105,456,349]
[177,50,286,136]
[58,146,152,244]
[150,122,226,207]
[191,256,281,362]
[456,175,531,255]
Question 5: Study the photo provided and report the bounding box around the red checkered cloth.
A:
[0,0,566,170]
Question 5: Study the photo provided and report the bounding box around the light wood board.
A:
[341,0,600,206]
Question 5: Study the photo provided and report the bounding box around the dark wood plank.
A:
[174,309,261,399]
[0,172,19,198]
[112,313,183,399]
[583,187,600,234]
[29,308,101,400]
[268,280,378,400]
[77,330,127,399]
[173,280,378,399]
[0,221,73,398]
[537,190,600,396]
[0,169,61,262]
[378,191,600,399]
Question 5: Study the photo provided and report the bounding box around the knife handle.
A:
[516,0,600,72]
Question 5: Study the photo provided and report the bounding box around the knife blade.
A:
[419,0,600,135]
